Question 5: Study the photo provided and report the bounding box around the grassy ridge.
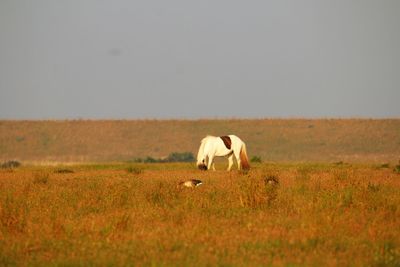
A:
[0,163,399,266]
[0,119,399,163]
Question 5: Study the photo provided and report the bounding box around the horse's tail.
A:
[240,143,250,170]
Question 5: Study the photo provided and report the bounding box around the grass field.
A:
[1,162,399,266]
[1,119,399,163]
[1,119,399,265]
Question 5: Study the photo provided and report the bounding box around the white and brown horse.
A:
[196,135,250,171]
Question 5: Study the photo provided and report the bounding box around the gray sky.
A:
[1,0,399,119]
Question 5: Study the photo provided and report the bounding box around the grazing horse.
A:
[196,135,250,171]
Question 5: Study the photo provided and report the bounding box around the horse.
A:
[196,135,250,171]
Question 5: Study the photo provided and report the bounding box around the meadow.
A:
[1,162,399,266]
[1,119,399,266]
[1,119,399,163]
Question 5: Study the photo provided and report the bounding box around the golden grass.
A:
[1,163,399,266]
[1,119,399,163]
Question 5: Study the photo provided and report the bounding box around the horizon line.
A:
[0,116,399,121]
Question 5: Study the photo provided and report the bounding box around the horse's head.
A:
[197,163,207,171]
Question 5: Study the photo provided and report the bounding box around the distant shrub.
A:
[250,156,262,163]
[134,152,195,163]
[164,152,195,163]
[144,156,158,163]
[1,160,21,169]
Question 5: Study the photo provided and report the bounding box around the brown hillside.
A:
[0,119,399,163]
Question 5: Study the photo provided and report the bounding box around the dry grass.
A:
[1,162,399,266]
[1,119,399,163]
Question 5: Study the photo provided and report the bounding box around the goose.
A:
[179,179,203,188]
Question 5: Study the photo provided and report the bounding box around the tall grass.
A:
[0,163,399,266]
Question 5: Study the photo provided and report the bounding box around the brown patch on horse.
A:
[220,136,232,150]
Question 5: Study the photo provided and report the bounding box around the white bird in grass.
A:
[179,179,203,188]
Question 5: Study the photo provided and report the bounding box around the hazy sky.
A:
[1,0,399,119]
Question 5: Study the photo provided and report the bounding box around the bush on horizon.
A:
[132,152,195,164]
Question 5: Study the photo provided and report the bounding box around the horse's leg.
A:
[234,148,242,170]
[227,154,234,171]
